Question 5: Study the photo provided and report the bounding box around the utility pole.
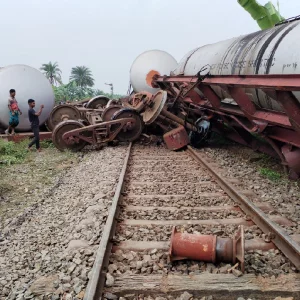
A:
[105,83,114,97]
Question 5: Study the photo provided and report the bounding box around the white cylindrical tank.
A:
[173,20,300,112]
[0,64,55,131]
[130,50,177,94]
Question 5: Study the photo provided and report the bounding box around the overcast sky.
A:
[1,0,299,94]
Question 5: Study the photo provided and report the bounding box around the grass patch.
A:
[0,139,56,166]
[0,143,77,227]
[40,139,55,149]
[0,139,29,166]
[259,167,281,181]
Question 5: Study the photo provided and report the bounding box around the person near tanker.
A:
[5,89,22,135]
[27,99,44,152]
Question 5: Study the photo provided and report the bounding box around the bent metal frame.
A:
[153,74,300,179]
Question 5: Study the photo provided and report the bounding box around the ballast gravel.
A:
[0,145,128,300]
[196,144,300,235]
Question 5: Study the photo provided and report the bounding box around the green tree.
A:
[40,62,62,85]
[69,66,94,88]
[53,84,125,104]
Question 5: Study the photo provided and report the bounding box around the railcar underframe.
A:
[153,74,300,179]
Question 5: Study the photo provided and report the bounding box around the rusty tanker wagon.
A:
[129,17,300,179]
[2,17,300,179]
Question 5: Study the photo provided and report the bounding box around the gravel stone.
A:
[0,146,128,298]
[232,269,243,277]
[28,275,58,295]
[197,144,299,276]
[61,275,71,283]
[136,261,143,269]
[104,293,118,300]
[67,239,89,250]
[178,292,193,300]
[218,264,231,274]
[106,273,115,287]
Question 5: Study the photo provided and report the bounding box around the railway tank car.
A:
[129,17,300,178]
[0,65,55,131]
[130,50,177,94]
[131,19,300,108]
[172,19,300,111]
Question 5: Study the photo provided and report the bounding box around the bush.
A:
[0,139,29,166]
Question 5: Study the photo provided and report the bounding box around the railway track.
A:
[84,143,300,300]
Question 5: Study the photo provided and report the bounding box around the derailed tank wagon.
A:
[0,65,55,131]
[129,17,300,178]
[50,16,300,178]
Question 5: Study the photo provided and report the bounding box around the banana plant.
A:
[238,0,285,30]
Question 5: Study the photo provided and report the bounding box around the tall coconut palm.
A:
[40,62,62,85]
[70,66,94,87]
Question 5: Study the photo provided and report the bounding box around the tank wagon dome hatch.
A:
[130,50,177,94]
[0,64,55,131]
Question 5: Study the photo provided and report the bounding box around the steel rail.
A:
[187,146,300,270]
[84,143,132,300]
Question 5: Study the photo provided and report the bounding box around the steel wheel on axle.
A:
[52,120,87,151]
[142,90,167,125]
[101,105,123,122]
[48,105,81,131]
[86,96,110,109]
[111,108,144,142]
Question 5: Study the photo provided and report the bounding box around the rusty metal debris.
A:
[49,72,300,181]
[163,126,189,150]
[49,89,200,151]
[49,97,143,150]
[52,110,143,151]
[169,226,245,272]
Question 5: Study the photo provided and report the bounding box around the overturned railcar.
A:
[130,17,300,178]
[0,65,55,132]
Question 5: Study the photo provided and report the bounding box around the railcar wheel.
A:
[112,108,144,142]
[106,99,121,107]
[48,105,81,131]
[44,119,51,132]
[101,105,123,122]
[52,120,87,152]
[86,96,109,109]
[142,90,167,125]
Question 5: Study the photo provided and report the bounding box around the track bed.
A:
[85,144,300,300]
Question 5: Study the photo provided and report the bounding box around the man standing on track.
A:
[5,89,22,135]
[27,99,44,152]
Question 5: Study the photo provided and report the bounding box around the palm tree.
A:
[69,66,94,87]
[40,62,62,85]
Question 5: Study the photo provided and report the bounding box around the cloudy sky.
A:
[1,0,299,94]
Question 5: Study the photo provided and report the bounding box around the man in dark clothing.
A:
[28,99,44,152]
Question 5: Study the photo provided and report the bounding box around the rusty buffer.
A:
[169,226,245,272]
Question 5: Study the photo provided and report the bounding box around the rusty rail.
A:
[84,143,132,300]
[0,132,52,143]
[187,146,300,270]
